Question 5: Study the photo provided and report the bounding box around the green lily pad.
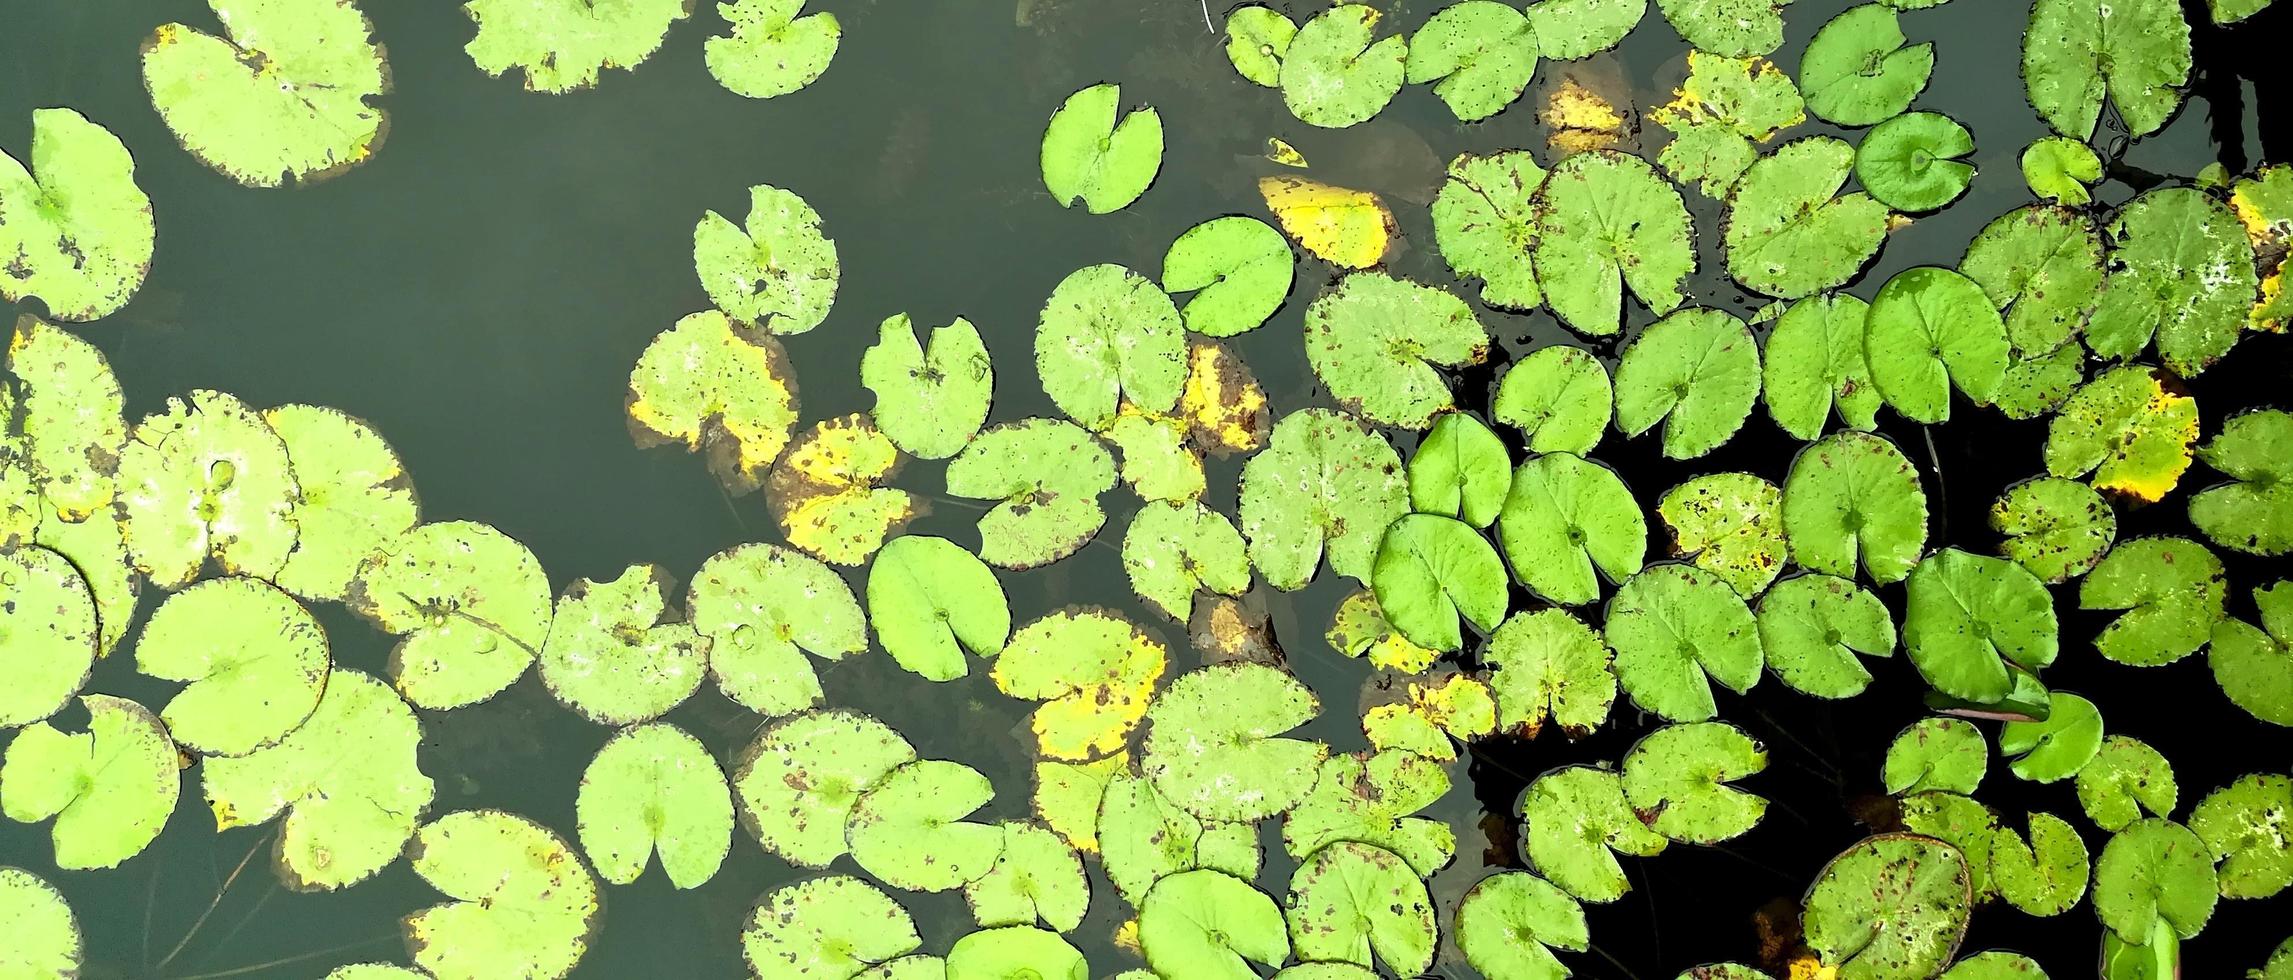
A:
[0,867,81,978]
[1036,264,1184,429]
[2021,137,2102,205]
[862,314,992,461]
[1224,7,1296,87]
[1139,869,1288,979]
[0,547,95,729]
[1281,5,1408,129]
[1762,293,1881,441]
[695,183,839,335]
[1496,451,1646,606]
[1124,500,1250,623]
[576,722,731,889]
[2078,736,2178,832]
[1756,573,1895,699]
[1,694,179,870]
[1431,151,1547,310]
[1372,513,1508,652]
[1990,476,2116,583]
[404,811,600,979]
[1959,205,2103,357]
[1104,408,1203,503]
[2101,920,2181,980]
[2086,188,2257,377]
[731,709,914,868]
[1282,750,1454,877]
[2092,818,2218,941]
[116,388,300,589]
[1651,52,1806,197]
[0,109,153,321]
[202,669,434,891]
[265,405,419,602]
[1525,0,1645,60]
[141,0,389,187]
[1799,5,1934,126]
[847,759,1003,892]
[1900,792,2004,901]
[1883,717,1987,795]
[348,521,550,711]
[136,576,327,756]
[462,0,687,93]
[1030,755,1122,856]
[2000,691,2104,782]
[2023,0,2191,139]
[1855,111,1975,212]
[1520,765,1667,902]
[1238,408,1407,590]
[1658,472,1785,597]
[1903,549,2058,703]
[2044,366,2198,503]
[538,565,706,725]
[765,414,920,565]
[1991,343,2088,420]
[706,0,840,99]
[1782,431,1928,584]
[868,535,1009,681]
[2079,537,2225,667]
[689,541,864,716]
[944,418,1116,569]
[1623,721,1769,843]
[1285,841,1436,974]
[1531,150,1696,336]
[1408,413,1511,528]
[1406,1,1539,122]
[1608,564,1764,722]
[741,875,920,980]
[1141,662,1326,823]
[1865,266,2010,423]
[2209,580,2293,726]
[1725,137,1890,299]
[1304,272,1490,429]
[964,821,1088,932]
[947,926,1086,980]
[1040,84,1162,214]
[4,315,126,521]
[1991,810,2090,916]
[992,608,1166,761]
[1658,0,1790,56]
[2189,773,2292,899]
[1614,307,1761,459]
[1361,671,1497,759]
[1801,834,1973,980]
[1492,346,1611,455]
[2190,409,2293,556]
[1456,871,1589,978]
[863,956,945,980]
[625,310,800,495]
[1162,216,1292,338]
[1097,770,1259,905]
[1484,608,1617,737]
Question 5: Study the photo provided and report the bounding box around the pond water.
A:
[3,0,2290,977]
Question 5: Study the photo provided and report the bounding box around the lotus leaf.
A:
[1,694,179,870]
[576,723,731,889]
[1141,662,1326,822]
[706,0,840,99]
[1531,150,1695,335]
[1238,408,1406,590]
[1799,5,1934,126]
[2086,188,2256,377]
[944,418,1116,569]
[1762,293,1880,440]
[964,821,1088,932]
[1724,137,1889,299]
[403,810,601,979]
[1757,573,1895,698]
[689,541,864,715]
[741,875,920,980]
[348,521,550,710]
[1521,766,1667,901]
[1782,431,1928,584]
[116,389,299,589]
[1406,2,1539,122]
[862,314,992,461]
[1883,717,1987,795]
[136,576,327,756]
[2189,773,2292,899]
[2092,818,2218,941]
[1801,834,1972,980]
[992,608,1166,761]
[1281,5,1407,129]
[2079,536,2224,666]
[2190,409,2293,555]
[1285,841,1436,974]
[0,109,153,320]
[1040,84,1162,214]
[539,565,706,725]
[1431,151,1547,310]
[1139,869,1288,979]
[732,709,914,868]
[2077,736,2178,832]
[2023,0,2191,139]
[1990,810,2090,916]
[1455,871,1588,979]
[625,310,800,494]
[1608,564,1764,722]
[462,0,687,93]
[141,0,389,186]
[1904,549,2057,703]
[1614,307,1760,459]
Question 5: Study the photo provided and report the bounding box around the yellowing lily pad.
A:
[766,414,920,566]
[625,310,800,496]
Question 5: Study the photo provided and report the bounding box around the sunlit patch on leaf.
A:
[1040,84,1163,214]
[349,521,550,711]
[993,608,1167,761]
[689,541,864,716]
[0,693,179,870]
[2044,366,2197,503]
[765,414,920,565]
[462,0,688,93]
[1540,78,1631,156]
[141,0,390,186]
[625,310,801,495]
[116,389,300,589]
[1257,175,1396,269]
[538,564,707,725]
[732,709,914,868]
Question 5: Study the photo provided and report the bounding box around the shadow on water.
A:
[1,0,2287,976]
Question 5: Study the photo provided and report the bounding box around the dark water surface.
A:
[3,0,2289,977]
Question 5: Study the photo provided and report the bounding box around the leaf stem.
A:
[154,831,272,971]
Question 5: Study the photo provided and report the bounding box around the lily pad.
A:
[1724,137,1889,299]
[689,542,865,716]
[1040,84,1162,214]
[2078,736,2178,832]
[1525,0,1646,60]
[1,694,179,870]
[868,535,1010,681]
[1180,340,1271,457]
[116,389,300,589]
[1031,754,1124,855]
[2086,188,2256,377]
[265,405,420,602]
[1238,408,1406,590]
[1801,834,1972,980]
[1990,476,2116,583]
[1883,717,1987,795]
[2079,536,2225,667]
[1456,871,1589,979]
[1304,272,1490,429]
[2189,773,2292,899]
[2092,818,2218,941]
[1658,0,1791,56]
[1106,407,1204,503]
[2209,580,2293,726]
[141,0,390,186]
[1614,307,1761,459]
[1608,564,1765,722]
[1406,2,1539,122]
[1327,590,1441,674]
[1651,52,1806,197]
[1999,691,2104,782]
[2021,136,2102,205]
[1285,841,1436,974]
[1762,293,1881,440]
[4,315,126,521]
[576,722,732,889]
[1431,151,1547,310]
[1757,573,1895,698]
[136,576,327,756]
[625,310,800,495]
[2023,0,2191,139]
[1097,770,1260,905]
[2189,409,2293,556]
[1408,413,1510,528]
[1855,111,1975,212]
[538,565,706,725]
[1959,205,2103,357]
[947,926,1086,980]
[1141,662,1326,822]
[766,414,919,565]
[1360,671,1498,760]
[0,867,81,978]
[1900,792,2005,901]
[706,0,840,99]
[1282,750,1454,877]
[732,709,915,868]
[992,608,1166,761]
[1372,513,1507,652]
[1623,721,1769,843]
[862,314,992,461]
[1990,810,2090,916]
[1036,264,1184,429]
[1224,7,1296,87]
[0,109,154,321]
[0,547,96,729]
[1492,346,1612,455]
[847,759,1003,892]
[1497,452,1646,606]
[696,183,839,335]
[1162,216,1292,338]
[348,521,550,711]
[1865,267,2010,423]
[1531,150,1696,336]
[1904,549,2058,704]
[1782,431,1928,584]
[403,812,600,980]
[944,418,1116,569]
[1258,175,1396,269]
[741,875,920,980]
[2044,367,2198,503]
[1484,608,1617,737]
[964,822,1088,932]
[1281,5,1408,129]
[462,0,687,93]
[1520,765,1667,901]
[1123,500,1249,623]
[1139,869,1289,979]
[1799,5,1934,126]
[1658,472,1785,597]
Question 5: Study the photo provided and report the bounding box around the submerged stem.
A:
[154,832,272,971]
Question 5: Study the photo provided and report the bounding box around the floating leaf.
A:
[1531,150,1696,336]
[2078,736,2178,832]
[1141,663,1326,822]
[576,723,731,889]
[1040,84,1162,214]
[847,759,1003,892]
[2087,188,2257,376]
[1991,342,2087,420]
[1900,792,2004,900]
[1614,307,1761,459]
[1865,267,2010,423]
[2209,580,2293,726]
[1406,2,1538,122]
[1782,431,1928,584]
[1239,409,1406,590]
[741,875,920,980]
[1372,513,1507,652]
[1282,750,1454,878]
[2189,409,2293,556]
[137,576,327,756]
[993,608,1166,761]
[0,109,153,320]
[732,709,914,868]
[944,418,1116,569]
[1304,273,1489,429]
[947,926,1086,979]
[1180,340,1271,457]
[706,0,840,99]
[1855,112,1975,212]
[1904,549,2057,703]
[1257,175,1395,269]
[0,867,81,978]
[1139,870,1289,979]
[1280,5,1407,129]
[1408,413,1509,528]
[1652,52,1806,197]
[1485,608,1617,737]
[462,0,687,93]
[1456,872,1588,979]
[862,314,992,461]
[2021,136,2102,206]
[1036,265,1184,429]
[1327,590,1440,674]
[1608,564,1764,722]
[2189,773,2292,899]
[141,0,389,186]
[1801,834,1972,980]
[538,565,706,725]
[868,535,1009,681]
[625,310,800,495]
[1520,766,1666,901]
[1541,77,1630,155]
[403,811,601,980]
[0,547,95,729]
[1285,841,1436,974]
[766,414,919,565]
[2101,920,2181,980]
[1623,721,1769,843]
[2023,0,2191,139]
[4,315,125,521]
[963,821,1088,932]
[1360,671,1497,760]
[1761,294,1878,440]
[1162,216,1292,338]
[1658,0,1790,57]
[2000,691,2104,782]
[1123,500,1249,623]
[2092,818,2218,942]
[1990,810,2090,916]
[1799,5,1934,126]
[2234,166,2293,330]
[2080,536,2225,667]
[1883,717,1987,795]
[349,521,550,711]
[1,694,179,870]
[1098,770,1260,905]
[1493,347,1611,455]
[116,389,299,589]
[1658,472,1785,597]
[265,405,419,602]
[1032,754,1124,855]
[1525,0,1646,60]
[2044,366,2197,503]
[1431,151,1546,310]
[1724,137,1889,299]
[696,184,838,335]
[1104,408,1203,503]
[1497,452,1645,606]
[1757,573,1895,698]
[1224,7,1297,87]
[203,669,433,891]
[1990,476,2116,583]
[689,542,864,715]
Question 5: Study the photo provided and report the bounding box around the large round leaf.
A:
[1614,307,1761,459]
[1431,150,1547,310]
[1492,346,1611,455]
[1303,272,1490,429]
[1,694,180,870]
[764,414,919,566]
[694,184,839,335]
[2078,736,2178,832]
[4,315,126,521]
[348,521,550,711]
[1280,5,1407,128]
[741,875,920,980]
[862,314,992,461]
[1883,717,1987,796]
[1782,431,1928,584]
[404,810,601,980]
[963,821,1088,932]
[1139,869,1289,979]
[1904,549,2058,703]
[1530,150,1696,336]
[1854,112,1975,212]
[689,542,864,716]
[1865,267,2010,423]
[1040,84,1162,214]
[947,926,1086,980]
[1802,834,1973,980]
[2023,0,2191,139]
[1657,472,1785,597]
[625,309,800,495]
[1372,513,1507,652]
[1990,476,2116,583]
[868,535,1009,681]
[1484,608,1617,737]
[1756,573,1895,699]
[2092,818,2218,942]
[732,709,915,868]
[1405,2,1538,122]
[2189,773,2293,900]
[1238,409,1406,590]
[1141,663,1326,822]
[1497,452,1646,606]
[847,759,1003,892]
[1162,216,1293,338]
[265,405,420,602]
[1607,564,1764,722]
[1622,721,1769,843]
[1285,842,1436,974]
[136,576,328,756]
[705,0,841,99]
[2044,366,2198,503]
[1799,5,1934,126]
[1724,138,1889,299]
[0,109,153,320]
[2190,409,2293,556]
[576,722,731,890]
[141,0,389,186]
[1762,293,1881,441]
[0,546,96,729]
[2079,537,2225,667]
[1958,205,2104,357]
[2086,188,2255,376]
[944,418,1116,569]
[1456,871,1588,979]
[116,388,300,589]
[1520,766,1666,902]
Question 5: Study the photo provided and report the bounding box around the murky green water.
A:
[3,0,2288,977]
